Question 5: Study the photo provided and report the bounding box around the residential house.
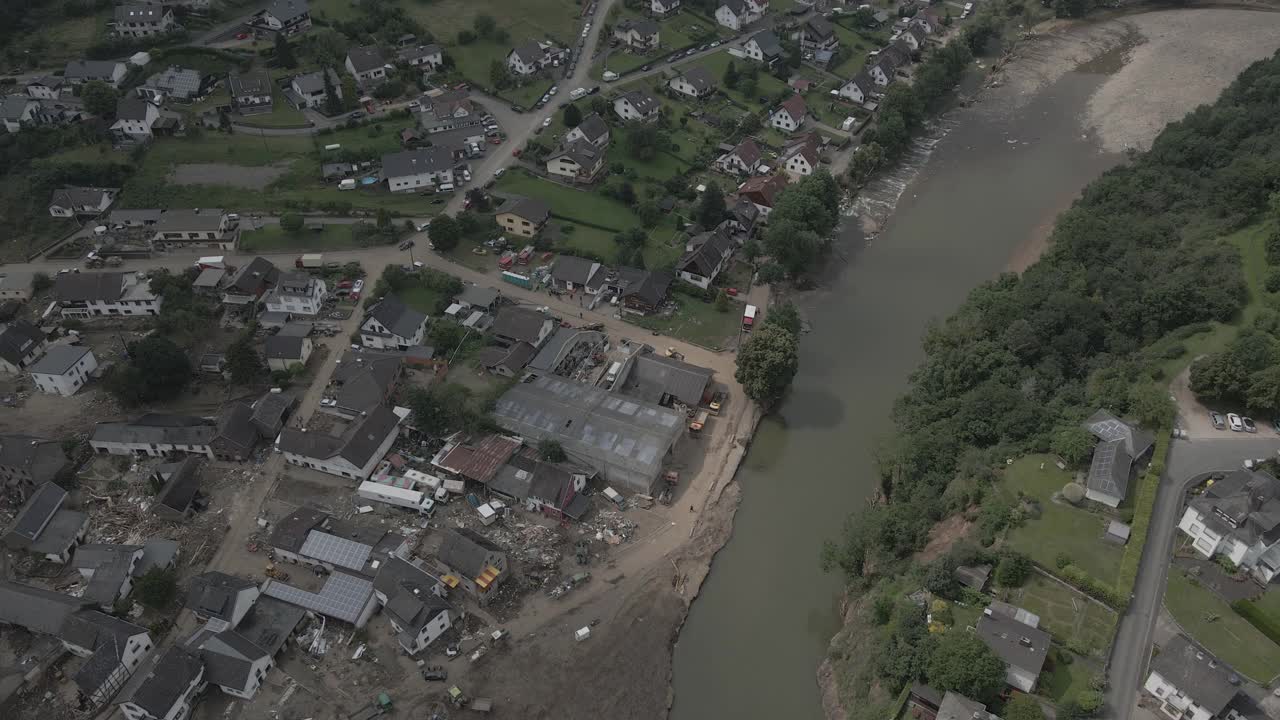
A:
[1,482,88,563]
[112,5,175,38]
[1081,409,1155,507]
[677,228,734,289]
[900,25,927,52]
[48,187,116,218]
[56,271,161,318]
[0,273,33,301]
[868,56,897,86]
[360,295,427,350]
[615,18,660,50]
[29,345,98,397]
[185,572,260,626]
[212,403,258,462]
[192,267,226,295]
[64,60,128,88]
[116,646,206,720]
[1178,468,1280,584]
[372,557,452,655]
[0,433,71,502]
[110,97,161,143]
[669,64,716,99]
[265,333,312,372]
[478,342,538,378]
[264,271,326,315]
[736,173,789,219]
[1143,635,1244,720]
[325,349,403,419]
[617,268,673,316]
[880,41,913,69]
[613,89,661,122]
[495,196,551,238]
[398,44,443,70]
[26,76,67,100]
[1,96,39,132]
[345,46,388,85]
[251,0,312,36]
[59,611,153,706]
[651,0,681,18]
[975,602,1050,693]
[267,507,410,575]
[489,449,591,519]
[716,138,763,176]
[795,16,838,52]
[382,147,458,193]
[279,406,403,480]
[89,415,216,459]
[107,209,162,228]
[221,257,278,307]
[432,433,522,486]
[71,544,144,609]
[228,71,273,115]
[188,628,273,700]
[506,40,566,76]
[546,140,606,184]
[0,580,91,638]
[550,255,602,294]
[912,11,944,35]
[743,30,784,64]
[936,692,999,720]
[0,320,48,373]
[716,0,765,30]
[781,131,821,179]
[153,209,238,250]
[565,112,610,148]
[285,68,340,110]
[454,285,502,314]
[251,390,296,439]
[136,66,203,103]
[769,93,807,133]
[838,73,875,104]
[490,306,556,349]
[436,531,507,606]
[150,457,202,522]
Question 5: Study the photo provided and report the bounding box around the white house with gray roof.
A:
[153,208,238,249]
[287,68,341,109]
[715,0,765,30]
[613,89,661,122]
[71,543,143,609]
[279,406,403,480]
[382,147,459,193]
[669,65,716,99]
[137,66,203,103]
[29,345,97,396]
[546,140,606,184]
[228,70,273,114]
[89,415,216,459]
[1144,635,1247,720]
[116,646,206,720]
[110,97,161,143]
[565,112,610,148]
[1178,468,1280,584]
[112,5,176,38]
[186,572,260,625]
[0,320,49,373]
[264,271,327,315]
[64,60,128,88]
[360,295,427,349]
[2,482,88,563]
[975,602,1050,693]
[398,44,443,69]
[345,46,388,85]
[48,186,116,217]
[251,0,312,35]
[372,556,452,654]
[55,271,161,319]
[614,18,660,49]
[60,610,153,706]
[1081,409,1155,507]
[506,40,565,76]
[0,433,70,501]
[1,95,39,132]
[0,272,32,300]
[651,0,681,17]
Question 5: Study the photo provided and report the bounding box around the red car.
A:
[235,32,249,40]
[512,148,522,158]
[725,287,739,296]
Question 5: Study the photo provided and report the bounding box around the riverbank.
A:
[817,6,1280,720]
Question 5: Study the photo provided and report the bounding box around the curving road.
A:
[1105,435,1280,720]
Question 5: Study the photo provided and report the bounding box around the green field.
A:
[1001,455,1125,586]
[1008,574,1117,656]
[631,292,742,349]
[1165,570,1280,683]
[8,10,108,68]
[240,224,369,251]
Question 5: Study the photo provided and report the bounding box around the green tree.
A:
[563,102,583,128]
[995,550,1031,587]
[714,289,729,313]
[1128,382,1174,428]
[723,60,739,89]
[32,272,52,293]
[740,73,757,98]
[697,181,726,228]
[280,213,304,232]
[1074,690,1104,715]
[626,124,665,161]
[1050,426,1096,465]
[274,32,297,68]
[926,632,1007,704]
[107,337,191,405]
[407,383,483,437]
[848,142,885,185]
[1248,365,1280,413]
[764,218,822,277]
[757,263,785,284]
[429,214,461,251]
[80,80,118,117]
[473,13,497,38]
[322,68,343,115]
[489,60,509,89]
[765,300,801,336]
[341,75,358,111]
[1004,695,1047,720]
[133,567,178,609]
[538,439,567,462]
[636,198,660,228]
[225,329,265,384]
[735,323,799,408]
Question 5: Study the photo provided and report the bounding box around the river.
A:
[669,42,1129,720]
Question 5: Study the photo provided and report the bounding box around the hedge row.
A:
[1231,599,1280,646]
[548,211,623,234]
[1116,433,1171,604]
[1058,563,1126,609]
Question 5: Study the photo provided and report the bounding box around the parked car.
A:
[494,167,506,178]
[1243,416,1258,433]
[1228,413,1245,432]
[542,117,552,127]
[1209,411,1226,430]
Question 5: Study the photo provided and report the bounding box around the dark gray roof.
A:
[268,507,328,553]
[116,646,204,717]
[340,406,401,468]
[382,146,454,178]
[721,0,747,13]
[0,434,68,486]
[154,457,201,514]
[0,580,90,635]
[0,95,35,121]
[619,89,660,115]
[347,45,387,73]
[155,208,225,233]
[749,30,783,57]
[186,571,257,621]
[135,539,179,577]
[55,272,126,302]
[194,629,268,690]
[551,255,599,286]
[398,44,442,62]
[193,267,224,288]
[4,481,66,548]
[976,605,1050,679]
[71,543,140,571]
[1086,438,1131,501]
[227,257,279,294]
[622,270,672,306]
[491,307,550,345]
[1190,469,1280,547]
[1083,409,1155,458]
[293,68,340,95]
[677,228,733,279]
[234,596,304,655]
[573,113,609,143]
[954,564,992,590]
[496,195,551,224]
[216,403,258,452]
[510,40,543,65]
[28,344,91,376]
[803,16,835,40]
[675,64,715,93]
[64,60,124,82]
[65,611,149,696]
[332,350,402,415]
[115,97,153,122]
[265,335,307,360]
[617,18,659,36]
[228,70,271,97]
[91,417,215,448]
[29,509,87,556]
[455,285,500,309]
[937,692,996,720]
[623,353,713,407]
[143,66,201,99]
[480,342,537,373]
[437,531,499,578]
[0,321,44,367]
[82,549,139,606]
[374,557,448,635]
[49,186,113,210]
[252,391,295,437]
[263,0,309,23]
[1150,635,1239,715]
[366,295,427,339]
[549,139,603,170]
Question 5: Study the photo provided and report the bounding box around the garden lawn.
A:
[1000,455,1124,586]
[1244,586,1280,629]
[239,224,366,251]
[399,285,446,315]
[494,169,637,231]
[631,293,742,349]
[236,93,310,128]
[10,10,107,68]
[1039,652,1098,704]
[1009,574,1117,656]
[677,51,789,113]
[828,21,882,78]
[1165,570,1280,683]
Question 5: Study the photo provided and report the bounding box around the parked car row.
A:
[1212,411,1262,433]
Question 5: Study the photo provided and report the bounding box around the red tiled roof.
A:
[776,93,807,121]
[439,435,521,485]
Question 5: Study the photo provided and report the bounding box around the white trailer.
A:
[357,481,424,510]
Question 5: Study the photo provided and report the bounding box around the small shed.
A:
[954,564,992,591]
[1104,520,1131,545]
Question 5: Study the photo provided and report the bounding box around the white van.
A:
[438,183,455,192]
[338,178,356,191]
[606,361,622,388]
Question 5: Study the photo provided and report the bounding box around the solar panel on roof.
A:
[300,531,372,571]
[262,573,373,624]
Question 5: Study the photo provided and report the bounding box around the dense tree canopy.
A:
[926,633,1007,704]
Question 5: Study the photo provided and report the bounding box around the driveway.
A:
[1105,435,1280,720]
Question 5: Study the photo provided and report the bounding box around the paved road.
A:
[1105,435,1280,720]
